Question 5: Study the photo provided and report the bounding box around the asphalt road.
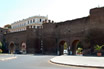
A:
[0,55,101,69]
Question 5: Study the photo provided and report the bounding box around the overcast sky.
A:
[0,0,104,27]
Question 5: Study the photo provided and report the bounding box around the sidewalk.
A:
[50,55,104,68]
[0,54,17,61]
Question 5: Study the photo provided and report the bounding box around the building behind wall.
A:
[9,15,48,32]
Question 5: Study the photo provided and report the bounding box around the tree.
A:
[0,41,2,48]
[4,24,11,29]
[64,42,67,50]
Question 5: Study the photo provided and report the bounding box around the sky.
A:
[0,0,104,27]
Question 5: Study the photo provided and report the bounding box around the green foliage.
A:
[0,42,2,47]
[77,42,83,48]
[77,48,83,54]
[0,42,3,53]
[94,44,104,52]
[64,42,67,50]
[4,24,11,29]
[0,49,2,53]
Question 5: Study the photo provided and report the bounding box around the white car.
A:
[63,50,68,54]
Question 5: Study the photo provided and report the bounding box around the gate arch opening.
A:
[9,41,15,54]
[58,40,68,55]
[71,40,83,55]
[21,42,26,54]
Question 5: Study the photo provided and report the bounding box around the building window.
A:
[28,21,29,24]
[33,19,35,23]
[30,20,32,23]
[34,26,35,28]
[25,22,27,25]
[40,19,42,22]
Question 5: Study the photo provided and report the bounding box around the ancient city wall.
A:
[4,7,104,55]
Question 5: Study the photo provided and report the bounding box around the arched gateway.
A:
[71,40,83,55]
[9,41,15,54]
[58,40,68,55]
[21,42,26,54]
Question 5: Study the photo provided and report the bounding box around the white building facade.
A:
[10,16,48,32]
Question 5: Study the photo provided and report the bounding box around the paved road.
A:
[0,55,101,69]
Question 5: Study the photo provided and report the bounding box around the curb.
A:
[0,57,17,61]
[50,58,104,68]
